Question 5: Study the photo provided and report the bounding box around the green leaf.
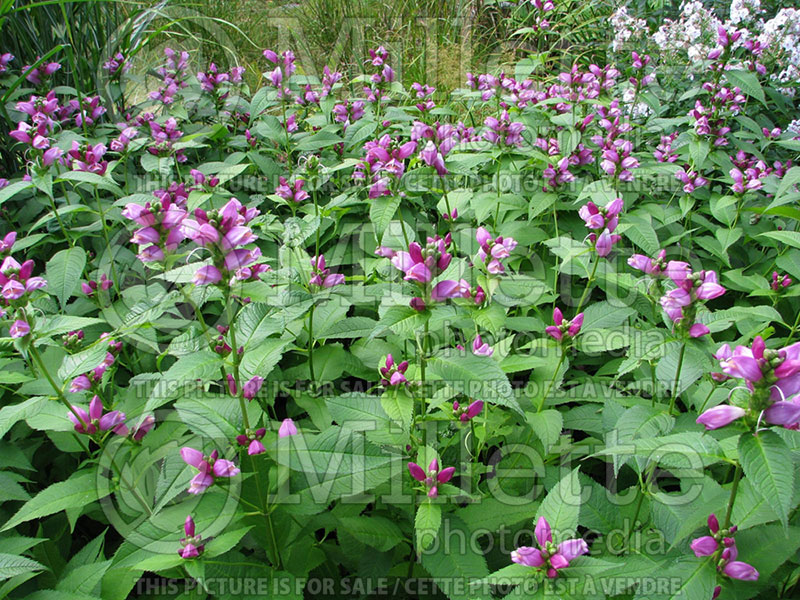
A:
[0,181,33,207]
[144,350,223,413]
[536,467,581,540]
[317,316,378,339]
[205,526,253,557]
[768,165,800,210]
[370,195,400,242]
[415,502,441,551]
[339,516,403,551]
[2,471,100,532]
[380,387,413,431]
[295,129,343,151]
[633,556,716,600]
[458,498,540,533]
[0,553,46,581]
[525,410,562,452]
[724,69,766,104]
[758,230,800,249]
[738,431,794,529]
[45,248,87,309]
[428,351,522,416]
[239,338,290,380]
[420,516,492,600]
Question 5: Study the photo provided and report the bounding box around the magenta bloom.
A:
[407,458,455,499]
[453,399,483,422]
[476,227,517,274]
[178,515,205,559]
[278,418,298,438]
[511,516,589,578]
[310,255,345,288]
[628,249,666,275]
[9,319,30,338]
[696,404,746,430]
[472,335,493,357]
[390,236,452,283]
[242,376,264,400]
[546,308,583,342]
[380,354,409,386]
[431,279,471,302]
[237,427,267,455]
[67,395,126,435]
[181,447,239,494]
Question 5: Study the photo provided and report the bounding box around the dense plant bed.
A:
[0,1,800,599]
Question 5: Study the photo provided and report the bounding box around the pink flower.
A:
[242,376,264,400]
[9,319,29,338]
[379,354,408,386]
[472,335,493,357]
[407,459,455,498]
[193,265,222,286]
[279,418,298,438]
[511,517,589,578]
[431,279,470,302]
[181,447,239,494]
[454,399,483,422]
[696,405,746,430]
[546,308,583,342]
[179,515,205,559]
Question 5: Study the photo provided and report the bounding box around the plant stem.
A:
[723,462,743,529]
[226,293,250,431]
[308,303,316,391]
[29,343,88,431]
[575,255,600,314]
[668,342,686,415]
[538,348,566,412]
[419,319,429,446]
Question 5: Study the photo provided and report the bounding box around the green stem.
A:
[575,255,600,314]
[308,303,316,390]
[226,293,250,431]
[668,342,686,416]
[29,343,88,431]
[723,462,743,529]
[419,319,429,446]
[538,348,566,413]
[94,188,121,294]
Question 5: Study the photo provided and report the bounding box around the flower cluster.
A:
[150,48,189,104]
[476,227,518,274]
[698,336,800,430]
[23,60,61,86]
[197,63,245,98]
[275,176,309,203]
[452,399,483,423]
[511,517,589,578]
[69,336,123,393]
[483,111,525,148]
[103,52,130,78]
[181,198,267,286]
[675,166,709,194]
[309,255,344,288]
[579,198,623,257]
[354,134,417,198]
[123,185,188,263]
[148,117,186,162]
[380,354,409,386]
[181,447,240,494]
[67,141,108,175]
[690,514,758,582]
[178,516,205,559]
[659,262,725,338]
[67,396,125,435]
[407,459,455,499]
[332,100,365,130]
[236,427,267,455]
[81,274,112,297]
[771,271,792,292]
[262,49,296,100]
[546,308,584,342]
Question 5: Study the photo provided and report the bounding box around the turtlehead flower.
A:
[408,458,455,499]
[511,517,589,578]
[546,308,584,342]
[453,399,483,423]
[310,255,345,288]
[67,395,126,435]
[472,335,493,357]
[380,354,409,386]
[431,279,471,302]
[181,447,240,494]
[771,271,792,292]
[179,515,205,559]
[9,319,30,338]
[390,235,452,284]
[476,227,517,274]
[278,418,298,438]
[628,249,666,275]
[237,427,267,455]
[696,404,746,430]
[242,376,264,400]
[660,264,724,337]
[275,176,309,203]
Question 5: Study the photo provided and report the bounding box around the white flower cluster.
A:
[651,1,722,63]
[609,7,647,53]
[758,8,800,90]
[729,0,762,25]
